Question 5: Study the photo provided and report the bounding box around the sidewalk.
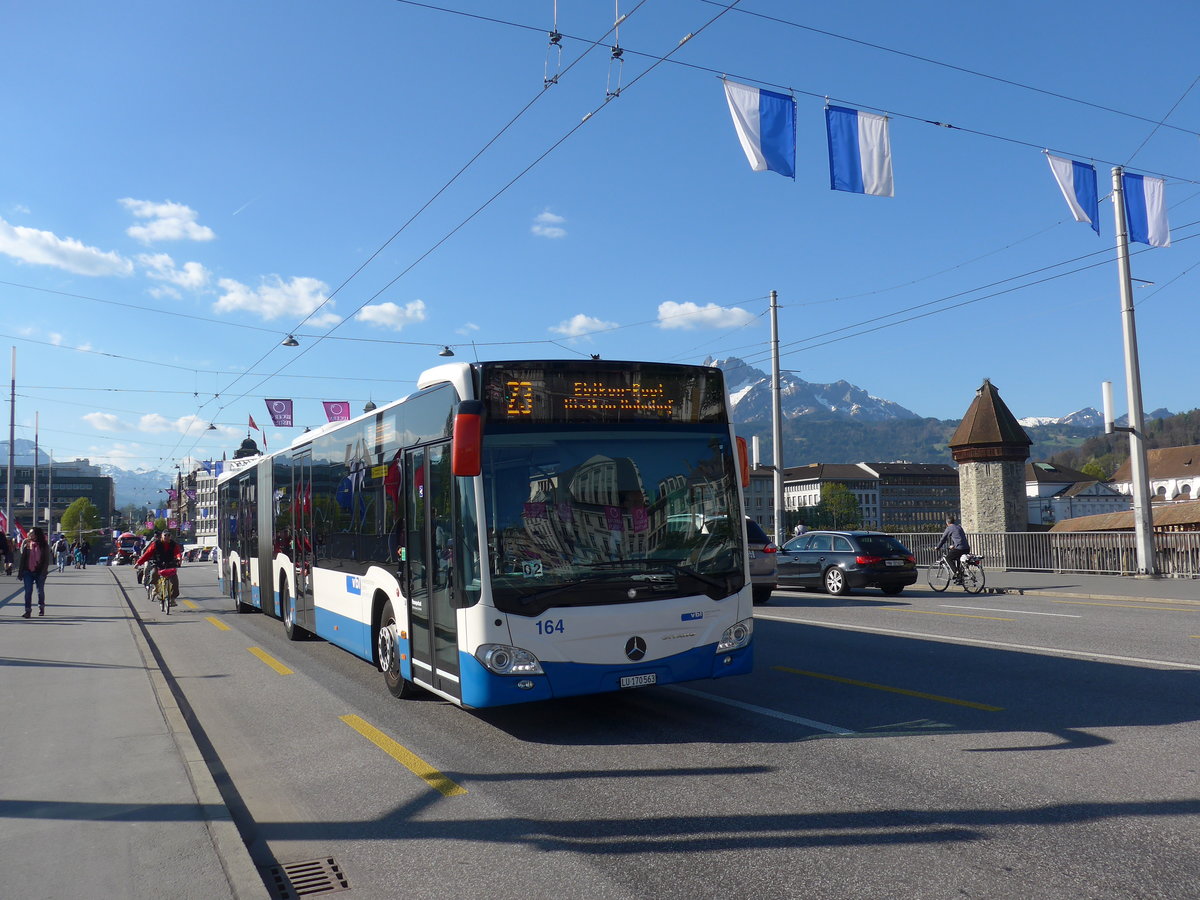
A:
[978,569,1200,605]
[0,565,268,900]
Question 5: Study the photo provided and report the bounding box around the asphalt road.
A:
[124,566,1200,900]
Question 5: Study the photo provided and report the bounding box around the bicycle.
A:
[154,567,178,614]
[928,553,985,594]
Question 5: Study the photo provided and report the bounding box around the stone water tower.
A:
[948,379,1031,534]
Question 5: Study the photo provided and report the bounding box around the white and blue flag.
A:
[825,105,893,197]
[1122,172,1170,248]
[723,80,795,178]
[1046,153,1099,234]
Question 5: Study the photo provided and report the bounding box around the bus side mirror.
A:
[736,436,750,488]
[452,400,484,477]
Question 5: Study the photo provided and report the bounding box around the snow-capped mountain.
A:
[707,357,921,424]
[1018,407,1174,429]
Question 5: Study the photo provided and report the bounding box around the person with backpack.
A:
[19,527,51,617]
[53,536,70,573]
[136,530,183,604]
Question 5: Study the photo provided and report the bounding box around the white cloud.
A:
[214,275,340,325]
[550,313,617,339]
[656,301,756,331]
[355,299,427,331]
[138,252,210,291]
[0,215,134,276]
[83,412,128,431]
[456,322,480,336]
[138,413,224,436]
[120,198,215,243]
[48,332,63,346]
[87,442,147,467]
[532,209,567,239]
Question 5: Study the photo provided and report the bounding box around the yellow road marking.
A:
[882,609,1014,622]
[181,599,199,610]
[206,616,231,631]
[774,666,1004,711]
[1048,600,1195,612]
[248,646,293,675]
[340,714,467,796]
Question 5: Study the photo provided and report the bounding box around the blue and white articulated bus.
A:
[216,359,754,708]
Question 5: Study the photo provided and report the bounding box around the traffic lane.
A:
[765,584,1200,669]
[147,569,1200,899]
[123,566,643,900]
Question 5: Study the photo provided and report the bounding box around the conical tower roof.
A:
[949,379,1031,463]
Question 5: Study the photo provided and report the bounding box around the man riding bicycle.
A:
[136,530,183,603]
[936,514,970,583]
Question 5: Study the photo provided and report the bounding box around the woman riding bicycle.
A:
[136,530,183,603]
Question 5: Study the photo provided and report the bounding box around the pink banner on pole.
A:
[323,401,351,422]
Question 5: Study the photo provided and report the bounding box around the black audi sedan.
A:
[777,530,917,596]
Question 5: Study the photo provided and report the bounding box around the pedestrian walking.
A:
[19,527,51,617]
[53,536,70,572]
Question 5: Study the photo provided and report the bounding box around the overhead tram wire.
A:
[207,0,652,415]
[389,0,1199,184]
[1122,73,1200,167]
[185,0,746,470]
[739,226,1200,368]
[696,0,1200,140]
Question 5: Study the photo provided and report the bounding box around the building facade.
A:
[949,380,1030,534]
[1,459,116,540]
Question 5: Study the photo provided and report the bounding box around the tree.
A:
[61,497,101,540]
[1079,459,1109,481]
[816,483,862,530]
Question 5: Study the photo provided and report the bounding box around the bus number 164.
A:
[537,619,565,635]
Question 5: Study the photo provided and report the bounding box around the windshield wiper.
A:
[580,558,731,595]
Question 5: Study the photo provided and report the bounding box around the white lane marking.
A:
[666,685,854,735]
[755,614,1200,671]
[942,605,1081,618]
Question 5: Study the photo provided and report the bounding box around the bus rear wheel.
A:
[231,567,248,613]
[378,600,414,699]
[281,578,305,641]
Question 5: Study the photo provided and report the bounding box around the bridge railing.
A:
[892,531,1200,577]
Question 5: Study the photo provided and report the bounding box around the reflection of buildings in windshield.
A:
[497,442,740,577]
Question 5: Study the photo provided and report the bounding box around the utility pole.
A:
[6,347,14,541]
[1110,167,1157,575]
[769,290,784,543]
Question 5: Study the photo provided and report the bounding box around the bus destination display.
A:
[481,362,726,425]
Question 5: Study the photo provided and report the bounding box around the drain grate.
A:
[267,857,350,898]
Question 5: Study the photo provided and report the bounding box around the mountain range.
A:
[1017,407,1174,429]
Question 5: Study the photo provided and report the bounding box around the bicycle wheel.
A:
[927,562,951,592]
[160,579,170,615]
[962,563,986,594]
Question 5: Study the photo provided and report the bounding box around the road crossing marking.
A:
[206,616,231,631]
[774,666,1003,711]
[248,646,293,675]
[340,714,467,796]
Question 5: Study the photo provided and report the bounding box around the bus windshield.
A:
[482,425,745,615]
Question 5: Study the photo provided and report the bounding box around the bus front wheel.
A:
[378,600,415,699]
[281,578,306,641]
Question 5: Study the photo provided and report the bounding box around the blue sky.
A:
[3,0,1198,472]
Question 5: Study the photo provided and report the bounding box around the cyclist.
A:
[936,514,970,583]
[136,530,183,604]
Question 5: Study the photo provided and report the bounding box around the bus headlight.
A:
[716,618,753,652]
[476,643,544,676]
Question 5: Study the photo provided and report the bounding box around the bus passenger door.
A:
[406,444,461,701]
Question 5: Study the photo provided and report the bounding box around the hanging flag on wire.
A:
[1045,154,1099,234]
[722,80,796,178]
[323,401,351,423]
[249,414,259,431]
[265,399,294,427]
[825,105,893,197]
[1122,173,1170,248]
